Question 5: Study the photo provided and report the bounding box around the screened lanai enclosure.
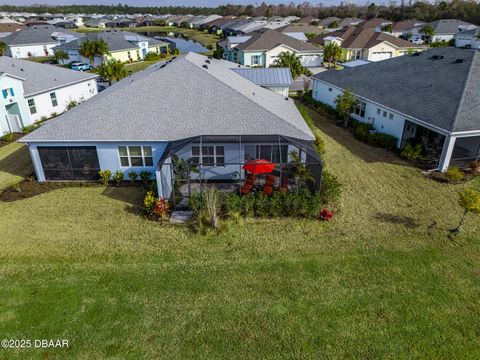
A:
[156,135,323,207]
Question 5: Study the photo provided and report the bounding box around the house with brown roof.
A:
[308,26,425,62]
[391,19,425,38]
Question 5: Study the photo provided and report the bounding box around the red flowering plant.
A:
[153,197,170,220]
[319,209,334,221]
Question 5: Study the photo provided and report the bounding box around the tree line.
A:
[1,1,480,25]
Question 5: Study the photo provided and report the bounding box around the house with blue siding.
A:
[19,53,322,199]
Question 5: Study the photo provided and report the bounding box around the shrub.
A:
[112,170,124,185]
[128,171,138,183]
[40,115,48,122]
[469,161,480,174]
[145,52,160,61]
[143,191,157,215]
[401,143,423,161]
[139,171,152,186]
[22,124,39,134]
[298,105,325,155]
[1,132,13,143]
[319,209,334,221]
[50,112,58,118]
[66,100,78,110]
[445,167,465,183]
[98,170,111,185]
[320,170,342,204]
[153,197,170,219]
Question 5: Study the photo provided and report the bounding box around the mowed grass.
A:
[0,109,479,358]
[0,142,33,190]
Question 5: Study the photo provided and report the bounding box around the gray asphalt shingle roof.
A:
[20,53,313,143]
[313,48,480,133]
[235,28,321,52]
[0,56,97,96]
[231,67,293,87]
[429,19,476,35]
[2,24,79,45]
[54,30,167,52]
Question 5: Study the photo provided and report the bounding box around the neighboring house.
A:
[0,18,23,37]
[312,48,480,171]
[19,52,321,201]
[115,18,138,28]
[277,23,326,41]
[297,17,320,25]
[318,17,342,29]
[309,26,425,62]
[420,19,477,43]
[200,16,235,34]
[391,19,425,38]
[358,18,392,32]
[47,19,76,29]
[231,67,293,96]
[53,30,169,66]
[0,57,97,135]
[455,28,480,49]
[2,25,82,58]
[85,18,115,28]
[223,29,323,68]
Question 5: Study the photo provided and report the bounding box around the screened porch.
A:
[156,135,323,208]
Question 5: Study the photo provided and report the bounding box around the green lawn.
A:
[0,110,479,358]
[0,142,33,190]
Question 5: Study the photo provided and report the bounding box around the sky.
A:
[0,0,346,7]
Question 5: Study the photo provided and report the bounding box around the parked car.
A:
[409,36,424,45]
[71,62,92,71]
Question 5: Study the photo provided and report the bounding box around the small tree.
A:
[95,59,127,85]
[272,51,304,79]
[79,39,109,67]
[328,20,338,29]
[323,42,342,68]
[382,24,393,33]
[335,89,356,127]
[420,23,436,43]
[54,50,69,64]
[451,188,480,233]
[0,41,6,56]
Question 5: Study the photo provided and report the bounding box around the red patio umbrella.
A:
[243,159,275,174]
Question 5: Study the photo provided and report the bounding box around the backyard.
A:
[0,109,478,358]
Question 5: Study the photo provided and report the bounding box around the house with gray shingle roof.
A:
[312,47,480,171]
[0,56,98,135]
[420,19,477,43]
[222,28,323,68]
[2,24,82,58]
[53,30,169,66]
[19,52,322,199]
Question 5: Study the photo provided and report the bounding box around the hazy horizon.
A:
[0,0,350,7]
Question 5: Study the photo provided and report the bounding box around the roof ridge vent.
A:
[205,59,211,64]
[202,64,208,69]
[431,54,444,60]
[455,58,466,63]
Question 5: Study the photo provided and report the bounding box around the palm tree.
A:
[272,51,304,79]
[54,50,69,64]
[95,59,127,85]
[323,42,342,68]
[420,23,436,44]
[79,39,109,68]
[0,41,6,56]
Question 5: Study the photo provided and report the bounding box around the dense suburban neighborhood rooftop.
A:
[235,28,320,52]
[2,24,78,45]
[314,47,480,133]
[21,52,313,143]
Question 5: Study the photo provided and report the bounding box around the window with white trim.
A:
[377,108,381,115]
[389,113,394,120]
[353,99,366,118]
[191,146,225,166]
[50,92,58,107]
[251,55,260,65]
[383,110,387,118]
[118,146,153,167]
[28,98,36,114]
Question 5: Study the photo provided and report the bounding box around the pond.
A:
[140,32,209,53]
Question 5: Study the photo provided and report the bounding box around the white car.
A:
[409,36,424,45]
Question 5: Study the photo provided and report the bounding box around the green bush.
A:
[139,171,152,185]
[320,170,342,204]
[22,124,40,134]
[113,170,124,185]
[353,123,397,150]
[1,132,13,143]
[445,167,465,183]
[145,52,161,61]
[128,171,138,183]
[298,105,326,155]
[401,143,423,160]
[98,170,111,185]
[143,191,157,215]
